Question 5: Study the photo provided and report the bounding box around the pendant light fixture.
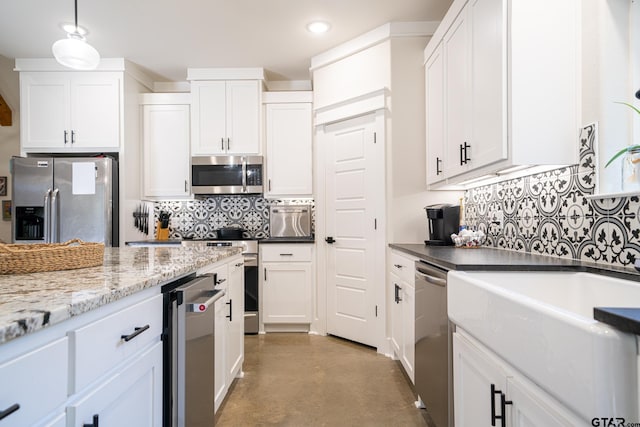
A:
[52,0,100,70]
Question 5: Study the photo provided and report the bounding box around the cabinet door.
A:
[0,338,68,427]
[389,274,402,357]
[226,80,261,154]
[263,263,312,323]
[265,103,313,196]
[143,104,191,198]
[191,80,227,155]
[444,7,471,178]
[67,341,162,427]
[20,73,70,149]
[401,282,415,383]
[453,332,507,427]
[71,73,121,149]
[469,0,507,169]
[226,258,245,382]
[425,43,446,185]
[507,376,584,427]
[214,289,227,412]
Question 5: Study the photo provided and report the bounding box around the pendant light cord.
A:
[74,0,78,33]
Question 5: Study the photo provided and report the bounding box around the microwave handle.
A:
[242,157,247,192]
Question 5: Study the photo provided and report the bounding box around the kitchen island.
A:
[0,244,242,427]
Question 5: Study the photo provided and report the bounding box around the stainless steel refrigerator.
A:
[10,156,119,246]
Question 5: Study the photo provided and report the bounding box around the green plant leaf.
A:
[605,144,640,168]
[615,101,640,116]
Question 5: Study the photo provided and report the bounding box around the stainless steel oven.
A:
[191,156,263,195]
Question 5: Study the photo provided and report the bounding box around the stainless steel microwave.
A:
[191,156,263,195]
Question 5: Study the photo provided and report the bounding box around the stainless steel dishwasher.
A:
[414,260,453,427]
[164,274,225,427]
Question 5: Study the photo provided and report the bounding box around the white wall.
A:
[388,37,461,244]
[582,0,636,194]
[0,55,20,243]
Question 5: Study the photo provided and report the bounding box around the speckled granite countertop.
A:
[0,245,242,345]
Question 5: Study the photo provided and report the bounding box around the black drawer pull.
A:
[226,299,233,322]
[0,403,20,420]
[279,253,293,256]
[121,324,150,342]
[216,278,227,285]
[83,414,99,427]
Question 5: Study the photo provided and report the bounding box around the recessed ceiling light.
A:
[307,21,331,34]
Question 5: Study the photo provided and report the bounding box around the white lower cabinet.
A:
[67,341,162,427]
[453,329,583,427]
[388,250,416,383]
[260,244,314,329]
[200,255,244,413]
[0,337,68,427]
[0,288,163,427]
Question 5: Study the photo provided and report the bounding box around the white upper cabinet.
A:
[424,0,580,186]
[20,71,121,152]
[425,43,446,185]
[141,94,191,199]
[264,93,313,197]
[190,77,262,155]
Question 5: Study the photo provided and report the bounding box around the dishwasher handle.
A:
[415,269,447,287]
[187,289,226,312]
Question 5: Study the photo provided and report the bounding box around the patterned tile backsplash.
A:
[154,197,314,239]
[465,123,640,268]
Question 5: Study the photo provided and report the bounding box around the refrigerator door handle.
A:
[51,188,59,243]
[44,189,52,243]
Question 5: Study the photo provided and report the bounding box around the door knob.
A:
[325,236,336,244]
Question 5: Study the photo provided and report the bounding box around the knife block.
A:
[157,221,169,241]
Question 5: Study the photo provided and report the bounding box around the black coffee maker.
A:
[424,204,460,246]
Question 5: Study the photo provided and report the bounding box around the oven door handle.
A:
[415,270,447,287]
[187,289,226,312]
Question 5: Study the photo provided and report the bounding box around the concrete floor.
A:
[216,333,429,426]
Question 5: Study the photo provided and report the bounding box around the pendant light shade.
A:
[52,0,100,70]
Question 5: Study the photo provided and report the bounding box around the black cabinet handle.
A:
[83,414,99,427]
[0,403,20,420]
[71,130,76,144]
[216,278,227,285]
[490,384,511,427]
[393,264,403,269]
[325,236,336,244]
[394,283,402,304]
[64,130,68,144]
[121,324,150,342]
[221,137,224,151]
[279,253,293,256]
[436,157,442,175]
[226,299,233,322]
[462,142,471,165]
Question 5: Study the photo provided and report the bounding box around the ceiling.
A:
[0,0,452,84]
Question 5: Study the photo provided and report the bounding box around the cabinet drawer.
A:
[261,244,312,262]
[390,251,416,284]
[69,294,163,393]
[0,337,68,427]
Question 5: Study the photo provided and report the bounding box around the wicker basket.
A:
[0,239,104,274]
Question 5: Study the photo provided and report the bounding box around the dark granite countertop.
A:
[389,244,585,272]
[390,243,640,335]
[593,308,640,335]
[125,239,182,246]
[260,237,315,244]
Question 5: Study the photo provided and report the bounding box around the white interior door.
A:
[324,114,380,347]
